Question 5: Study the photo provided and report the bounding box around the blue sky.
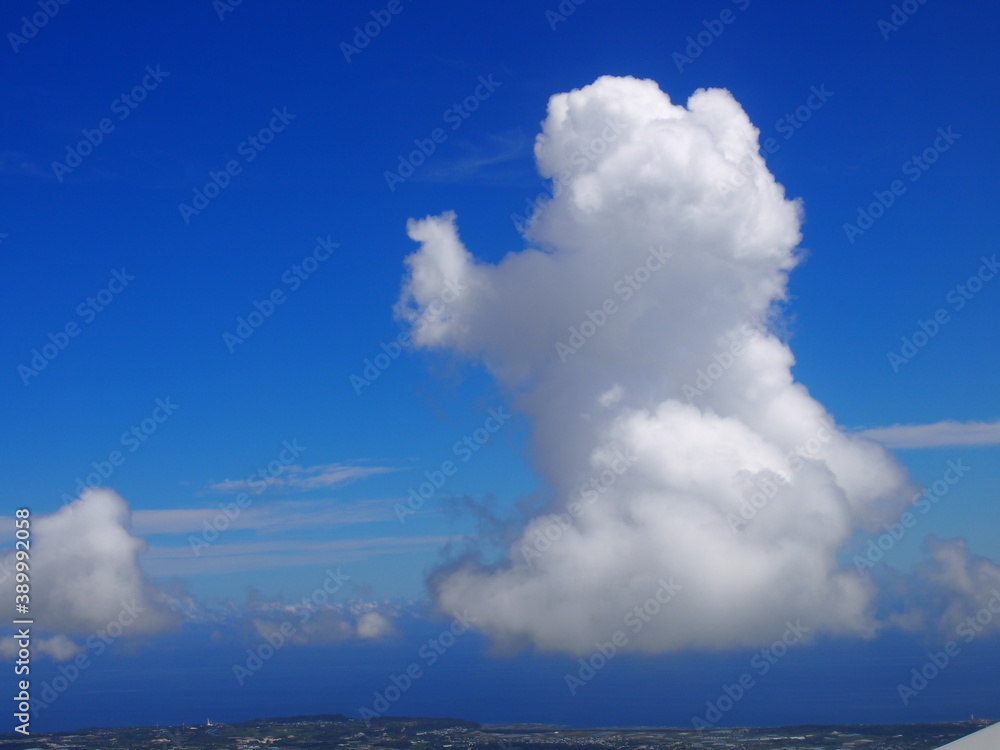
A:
[2,0,999,733]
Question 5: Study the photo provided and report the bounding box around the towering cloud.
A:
[396,75,916,654]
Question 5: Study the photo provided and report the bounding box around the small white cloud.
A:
[244,594,397,646]
[252,611,355,646]
[0,634,83,662]
[356,611,396,639]
[598,384,624,407]
[916,537,1000,637]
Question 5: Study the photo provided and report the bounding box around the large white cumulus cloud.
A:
[396,76,917,654]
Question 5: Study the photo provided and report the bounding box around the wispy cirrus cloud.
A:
[859,419,1000,449]
[207,462,397,494]
[142,535,455,577]
[132,498,392,537]
[420,130,530,185]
